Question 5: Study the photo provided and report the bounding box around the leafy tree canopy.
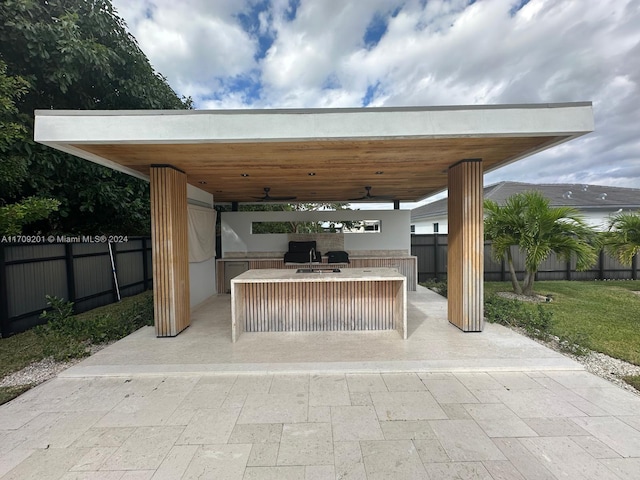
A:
[1,0,189,113]
[0,59,60,235]
[0,0,191,236]
[215,203,357,234]
[484,191,599,296]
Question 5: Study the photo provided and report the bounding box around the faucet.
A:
[309,247,316,268]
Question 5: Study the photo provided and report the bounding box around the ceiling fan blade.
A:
[250,187,296,201]
[349,186,394,201]
[265,195,297,201]
[350,186,371,201]
[372,195,395,200]
[353,196,393,201]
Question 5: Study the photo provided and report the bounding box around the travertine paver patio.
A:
[1,287,640,479]
[2,371,640,479]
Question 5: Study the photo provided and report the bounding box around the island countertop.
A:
[230,267,407,341]
[231,267,406,283]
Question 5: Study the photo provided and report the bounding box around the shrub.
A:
[40,295,75,324]
[422,279,448,298]
[557,333,590,356]
[36,291,154,361]
[484,295,528,326]
[484,294,552,340]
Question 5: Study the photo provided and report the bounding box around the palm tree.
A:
[484,191,599,296]
[604,211,640,266]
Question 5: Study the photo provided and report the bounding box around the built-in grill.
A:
[283,241,321,263]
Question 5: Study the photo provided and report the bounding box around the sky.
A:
[113,0,640,208]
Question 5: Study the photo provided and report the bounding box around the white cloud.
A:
[114,0,257,101]
[112,0,640,191]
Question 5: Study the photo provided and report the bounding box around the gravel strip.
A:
[496,291,640,397]
[0,343,110,389]
[570,351,640,395]
[0,358,80,387]
[496,291,550,303]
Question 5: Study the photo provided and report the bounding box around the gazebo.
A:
[34,103,594,337]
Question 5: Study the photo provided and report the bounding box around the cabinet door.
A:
[224,262,249,293]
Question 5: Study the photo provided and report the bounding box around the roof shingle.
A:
[411,181,640,221]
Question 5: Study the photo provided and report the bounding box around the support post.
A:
[142,237,149,291]
[0,245,9,337]
[599,250,605,280]
[433,233,439,281]
[393,200,400,210]
[447,159,484,332]
[64,243,76,303]
[150,165,190,336]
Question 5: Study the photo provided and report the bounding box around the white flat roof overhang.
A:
[34,103,594,203]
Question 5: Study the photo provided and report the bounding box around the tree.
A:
[0,0,191,235]
[0,60,60,235]
[604,211,640,266]
[217,203,358,234]
[484,191,598,296]
[0,0,188,112]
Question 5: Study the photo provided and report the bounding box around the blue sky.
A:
[114,0,639,207]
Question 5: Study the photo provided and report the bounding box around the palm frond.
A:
[604,211,640,265]
[484,190,599,278]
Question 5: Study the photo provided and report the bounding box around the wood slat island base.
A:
[231,268,407,342]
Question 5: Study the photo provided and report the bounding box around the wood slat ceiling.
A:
[72,135,562,203]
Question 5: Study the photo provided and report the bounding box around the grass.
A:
[624,376,640,391]
[0,290,153,405]
[0,329,45,404]
[485,280,640,392]
[0,385,33,405]
[485,280,640,365]
[0,329,46,379]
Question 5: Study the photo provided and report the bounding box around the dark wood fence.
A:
[0,238,152,337]
[411,234,638,283]
[3,234,637,336]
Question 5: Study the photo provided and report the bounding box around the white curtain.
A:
[188,204,216,263]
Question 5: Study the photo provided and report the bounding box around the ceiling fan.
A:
[252,187,297,202]
[349,186,394,201]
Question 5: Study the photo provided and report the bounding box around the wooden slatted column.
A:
[447,159,484,331]
[150,165,190,336]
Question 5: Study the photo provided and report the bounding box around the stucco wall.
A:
[412,216,449,234]
[221,210,411,257]
[189,257,216,308]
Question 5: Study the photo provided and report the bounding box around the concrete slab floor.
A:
[3,287,640,478]
[60,286,580,377]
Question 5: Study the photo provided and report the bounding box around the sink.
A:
[296,268,341,273]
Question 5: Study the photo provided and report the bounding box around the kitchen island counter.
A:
[231,268,406,341]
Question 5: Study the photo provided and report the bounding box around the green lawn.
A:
[0,329,46,404]
[624,376,640,391]
[485,280,640,365]
[0,329,45,379]
[0,291,153,405]
[0,385,32,405]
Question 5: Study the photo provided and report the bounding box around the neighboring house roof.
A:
[411,181,640,222]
